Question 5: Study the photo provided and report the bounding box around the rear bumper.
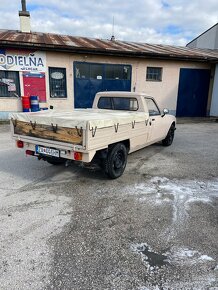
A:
[13,135,95,162]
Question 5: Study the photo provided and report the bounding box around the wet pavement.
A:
[0,123,217,290]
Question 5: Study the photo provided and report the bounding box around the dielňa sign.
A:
[0,50,46,72]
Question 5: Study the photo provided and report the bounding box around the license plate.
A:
[35,145,60,157]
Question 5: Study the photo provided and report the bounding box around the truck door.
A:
[145,98,166,143]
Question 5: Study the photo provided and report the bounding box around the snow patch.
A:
[124,177,218,239]
[199,255,215,261]
[166,247,215,265]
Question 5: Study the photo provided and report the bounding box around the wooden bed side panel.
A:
[13,120,83,145]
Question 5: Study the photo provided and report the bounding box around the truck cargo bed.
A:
[10,109,148,129]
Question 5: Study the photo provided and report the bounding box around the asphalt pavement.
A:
[0,123,217,290]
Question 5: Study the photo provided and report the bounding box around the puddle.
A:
[134,244,169,268]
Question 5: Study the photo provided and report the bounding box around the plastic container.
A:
[22,96,30,112]
[30,96,40,112]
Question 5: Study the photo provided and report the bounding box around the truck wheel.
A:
[104,143,127,179]
[46,157,65,165]
[162,124,175,146]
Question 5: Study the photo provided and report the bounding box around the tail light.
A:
[17,140,24,148]
[74,152,82,161]
[26,150,34,156]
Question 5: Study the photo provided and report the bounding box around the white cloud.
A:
[0,0,217,46]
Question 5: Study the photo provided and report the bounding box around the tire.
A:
[162,124,175,146]
[104,143,127,179]
[46,157,65,165]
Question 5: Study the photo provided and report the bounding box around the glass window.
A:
[113,97,138,110]
[98,96,138,111]
[0,71,20,97]
[113,66,123,79]
[75,63,89,79]
[105,65,114,79]
[105,65,131,80]
[98,97,112,109]
[90,64,103,79]
[123,66,131,80]
[49,67,67,98]
[146,67,162,81]
[145,98,160,116]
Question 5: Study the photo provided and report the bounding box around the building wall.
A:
[186,24,218,116]
[46,52,210,114]
[0,49,211,119]
[131,59,210,114]
[210,64,218,116]
[187,24,218,49]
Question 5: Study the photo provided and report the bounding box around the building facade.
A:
[187,23,218,116]
[1,31,217,120]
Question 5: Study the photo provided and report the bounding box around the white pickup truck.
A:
[10,91,176,178]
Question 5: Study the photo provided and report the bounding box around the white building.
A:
[187,23,218,117]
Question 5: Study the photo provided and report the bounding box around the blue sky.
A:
[0,0,218,46]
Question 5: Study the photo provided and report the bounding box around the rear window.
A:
[98,97,138,111]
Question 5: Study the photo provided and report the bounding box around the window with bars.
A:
[0,71,20,97]
[146,67,163,81]
[49,67,67,98]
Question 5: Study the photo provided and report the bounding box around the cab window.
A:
[98,97,138,111]
[98,97,112,109]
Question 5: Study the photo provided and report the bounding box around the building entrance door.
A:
[176,68,210,117]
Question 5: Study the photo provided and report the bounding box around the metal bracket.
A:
[114,123,119,133]
[75,126,83,137]
[11,118,17,128]
[89,125,97,137]
[132,120,136,129]
[145,119,149,126]
[30,121,36,130]
[51,123,58,133]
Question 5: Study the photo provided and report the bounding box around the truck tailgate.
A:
[13,120,82,144]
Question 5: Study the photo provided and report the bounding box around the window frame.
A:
[49,67,67,99]
[144,97,161,116]
[0,70,20,98]
[74,62,132,81]
[146,67,163,82]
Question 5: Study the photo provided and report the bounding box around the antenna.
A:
[111,16,115,41]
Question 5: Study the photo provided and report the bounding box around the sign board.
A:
[0,49,46,72]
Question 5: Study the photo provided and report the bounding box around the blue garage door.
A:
[176,68,211,117]
[74,62,131,108]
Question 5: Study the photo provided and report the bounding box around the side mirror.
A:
[162,108,169,117]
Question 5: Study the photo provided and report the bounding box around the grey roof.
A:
[0,29,218,62]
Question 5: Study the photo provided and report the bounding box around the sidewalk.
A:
[176,117,218,124]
